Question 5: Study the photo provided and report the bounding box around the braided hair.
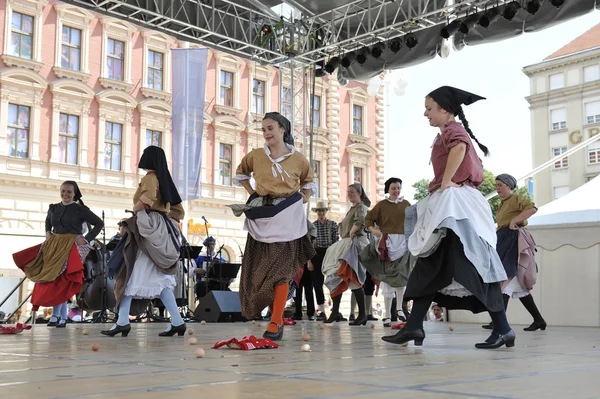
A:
[455,106,489,157]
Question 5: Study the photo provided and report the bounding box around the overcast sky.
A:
[384,11,600,201]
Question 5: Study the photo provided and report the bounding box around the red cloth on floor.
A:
[391,322,406,330]
[14,244,84,311]
[283,318,297,325]
[0,323,32,335]
[212,335,279,350]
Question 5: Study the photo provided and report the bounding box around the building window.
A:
[352,105,363,136]
[312,160,321,198]
[553,186,569,200]
[550,108,567,131]
[10,12,33,60]
[549,73,564,90]
[145,129,162,148]
[60,26,81,71]
[107,38,125,81]
[312,95,321,128]
[58,113,79,165]
[6,104,30,158]
[104,122,122,171]
[584,65,600,83]
[252,79,265,115]
[552,147,568,169]
[585,101,600,125]
[588,147,600,165]
[218,143,233,186]
[353,166,363,184]
[147,50,164,91]
[219,71,234,107]
[282,86,293,120]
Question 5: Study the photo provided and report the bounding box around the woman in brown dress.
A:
[230,112,316,341]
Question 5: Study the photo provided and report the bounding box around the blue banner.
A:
[171,48,208,200]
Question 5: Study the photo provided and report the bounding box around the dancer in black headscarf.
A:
[102,146,186,337]
[382,86,514,349]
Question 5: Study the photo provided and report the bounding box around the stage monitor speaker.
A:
[193,291,245,323]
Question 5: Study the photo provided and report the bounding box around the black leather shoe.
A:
[475,329,516,349]
[47,317,59,327]
[324,312,343,324]
[367,315,378,321]
[101,324,131,337]
[349,315,368,326]
[262,322,283,341]
[56,320,67,328]
[482,322,493,330]
[158,323,186,337]
[316,313,327,322]
[349,314,356,321]
[524,320,547,331]
[382,327,425,346]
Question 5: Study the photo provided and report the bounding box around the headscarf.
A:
[496,174,517,190]
[264,112,294,145]
[349,183,371,207]
[138,146,182,206]
[62,180,83,203]
[427,86,485,115]
[203,236,216,246]
[384,177,402,194]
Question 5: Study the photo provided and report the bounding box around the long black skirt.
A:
[496,226,519,278]
[404,230,504,313]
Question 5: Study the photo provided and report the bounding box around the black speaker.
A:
[193,291,245,322]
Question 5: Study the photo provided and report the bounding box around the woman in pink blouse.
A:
[382,86,514,349]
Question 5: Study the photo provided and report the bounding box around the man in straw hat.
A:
[311,201,339,321]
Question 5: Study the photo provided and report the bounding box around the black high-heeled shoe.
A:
[349,315,368,326]
[523,320,547,331]
[158,323,186,337]
[324,312,343,324]
[475,329,516,349]
[262,322,283,341]
[382,327,426,346]
[101,324,131,337]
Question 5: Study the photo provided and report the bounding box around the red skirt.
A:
[13,243,85,311]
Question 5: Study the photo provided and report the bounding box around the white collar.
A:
[264,144,295,181]
[386,196,404,204]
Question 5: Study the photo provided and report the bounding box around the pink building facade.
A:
[0,0,385,274]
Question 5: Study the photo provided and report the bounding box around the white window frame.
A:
[214,53,243,115]
[212,116,245,189]
[550,107,567,131]
[346,142,377,198]
[95,90,137,180]
[348,87,369,138]
[584,101,600,125]
[583,65,600,83]
[49,80,95,167]
[141,30,174,102]
[0,68,47,161]
[99,18,137,92]
[309,79,329,135]
[549,73,565,90]
[53,4,93,82]
[551,146,568,170]
[313,135,332,200]
[138,99,172,169]
[2,0,47,72]
[247,61,274,122]
[217,142,234,186]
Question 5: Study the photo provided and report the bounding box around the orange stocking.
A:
[267,284,289,333]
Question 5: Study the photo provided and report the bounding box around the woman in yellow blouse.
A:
[482,174,546,332]
[102,146,185,338]
[231,112,316,341]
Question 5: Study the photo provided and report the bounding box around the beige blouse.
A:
[134,173,185,219]
[235,146,315,198]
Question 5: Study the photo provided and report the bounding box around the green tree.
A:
[411,169,533,219]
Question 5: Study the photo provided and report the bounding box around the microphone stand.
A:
[89,210,113,323]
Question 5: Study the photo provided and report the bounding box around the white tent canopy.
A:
[528,176,600,226]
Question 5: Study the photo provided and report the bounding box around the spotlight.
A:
[324,56,339,74]
[459,14,479,34]
[389,38,402,53]
[525,0,542,14]
[479,8,500,28]
[550,0,565,7]
[371,42,385,59]
[356,48,370,65]
[503,1,521,21]
[404,33,418,49]
[314,60,326,77]
[440,20,459,39]
[340,52,355,68]
[337,67,349,86]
